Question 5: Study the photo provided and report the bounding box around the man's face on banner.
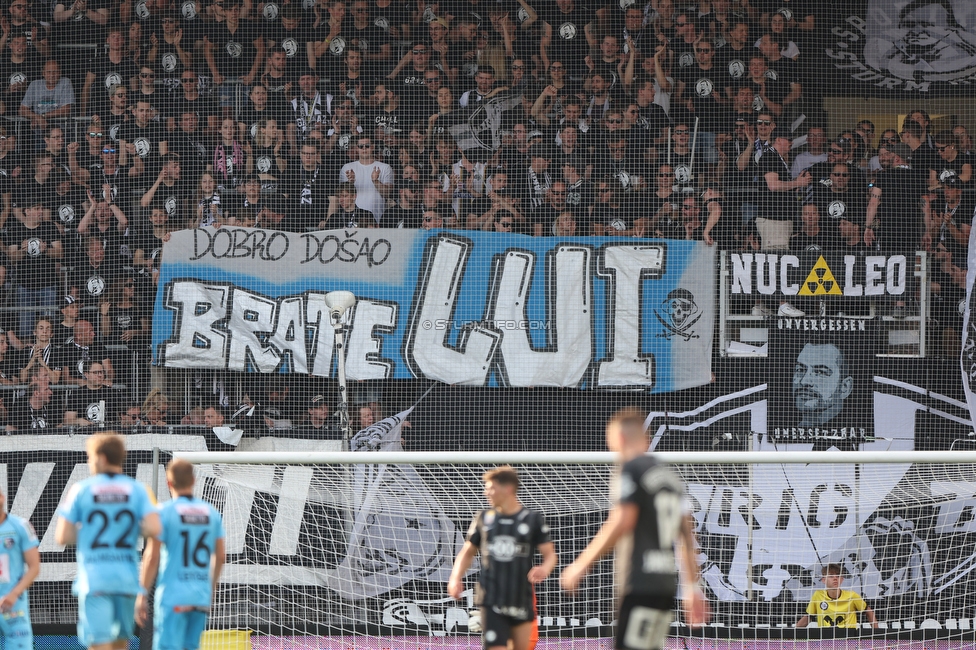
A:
[792,343,853,425]
[900,4,953,50]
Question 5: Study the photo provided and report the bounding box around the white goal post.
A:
[170,450,976,650]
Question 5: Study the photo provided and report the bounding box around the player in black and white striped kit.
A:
[561,408,709,650]
[448,466,557,650]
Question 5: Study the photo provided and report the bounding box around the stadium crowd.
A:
[0,0,967,430]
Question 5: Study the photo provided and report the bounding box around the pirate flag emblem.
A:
[655,288,702,340]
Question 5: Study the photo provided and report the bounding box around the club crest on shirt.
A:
[86,402,104,422]
[3,537,14,549]
[820,601,829,610]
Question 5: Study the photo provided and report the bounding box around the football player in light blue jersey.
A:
[56,433,162,650]
[0,488,40,650]
[137,458,225,650]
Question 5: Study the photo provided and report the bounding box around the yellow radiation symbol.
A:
[798,256,842,296]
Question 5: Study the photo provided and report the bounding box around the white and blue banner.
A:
[151,228,716,392]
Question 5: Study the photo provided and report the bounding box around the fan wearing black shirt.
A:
[81,25,138,116]
[70,237,120,309]
[0,34,40,112]
[55,319,112,386]
[140,153,190,227]
[562,407,708,650]
[448,466,556,650]
[203,0,265,103]
[0,331,20,386]
[61,360,115,427]
[321,182,372,229]
[8,199,62,339]
[7,370,52,432]
[756,130,811,250]
[283,141,331,231]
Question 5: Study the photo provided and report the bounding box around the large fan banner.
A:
[828,0,976,95]
[768,319,876,448]
[151,228,715,392]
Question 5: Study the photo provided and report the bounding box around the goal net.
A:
[171,450,976,650]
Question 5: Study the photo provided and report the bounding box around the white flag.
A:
[329,406,465,600]
[961,220,976,424]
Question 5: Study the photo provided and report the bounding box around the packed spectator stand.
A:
[0,0,967,431]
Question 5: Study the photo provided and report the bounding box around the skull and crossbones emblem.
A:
[655,288,702,340]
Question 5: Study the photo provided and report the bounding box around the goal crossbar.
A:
[172,450,976,465]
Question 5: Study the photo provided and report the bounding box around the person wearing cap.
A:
[56,295,79,346]
[927,176,974,270]
[929,130,972,189]
[286,68,326,154]
[755,127,811,253]
[2,0,48,58]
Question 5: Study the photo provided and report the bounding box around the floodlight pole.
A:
[325,291,357,450]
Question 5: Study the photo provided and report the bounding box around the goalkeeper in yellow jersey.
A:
[796,564,878,629]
